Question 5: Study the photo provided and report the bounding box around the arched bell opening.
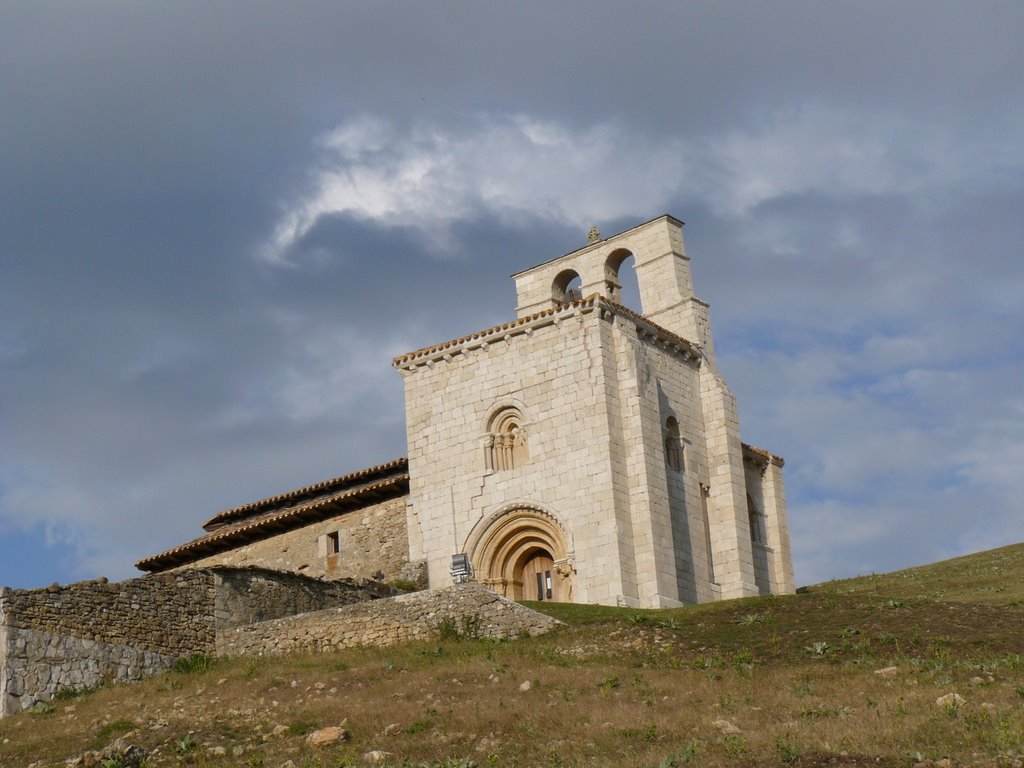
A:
[604,248,640,311]
[551,269,583,306]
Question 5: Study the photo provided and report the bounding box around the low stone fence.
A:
[216,582,561,657]
[212,567,397,628]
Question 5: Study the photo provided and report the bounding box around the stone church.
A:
[137,215,794,608]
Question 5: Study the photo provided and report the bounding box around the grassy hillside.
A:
[3,544,1024,768]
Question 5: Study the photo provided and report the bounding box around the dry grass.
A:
[3,544,1024,767]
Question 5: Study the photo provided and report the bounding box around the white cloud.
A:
[264,108,1024,264]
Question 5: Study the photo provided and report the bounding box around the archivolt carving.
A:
[465,504,574,600]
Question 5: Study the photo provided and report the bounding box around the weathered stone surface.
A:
[936,692,966,708]
[216,583,560,657]
[0,566,398,717]
[397,216,794,608]
[306,725,349,747]
[185,496,409,582]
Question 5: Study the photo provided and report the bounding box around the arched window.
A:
[664,416,683,472]
[747,493,765,545]
[552,269,583,305]
[484,407,528,471]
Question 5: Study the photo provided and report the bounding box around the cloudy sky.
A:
[2,2,1022,590]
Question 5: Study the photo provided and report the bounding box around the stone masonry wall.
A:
[0,567,399,716]
[0,571,217,716]
[216,583,560,657]
[184,496,409,582]
[212,567,398,627]
[1,571,217,656]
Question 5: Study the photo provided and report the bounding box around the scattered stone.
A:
[280,762,297,768]
[969,676,985,686]
[306,726,350,747]
[712,718,741,735]
[364,751,392,763]
[232,745,246,756]
[874,666,899,676]
[271,724,289,738]
[519,680,532,692]
[217,678,228,685]
[980,702,997,714]
[382,723,402,736]
[936,693,965,708]
[314,681,326,690]
[208,746,227,756]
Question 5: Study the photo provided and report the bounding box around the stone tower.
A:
[393,215,794,607]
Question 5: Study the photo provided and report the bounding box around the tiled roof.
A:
[135,464,409,573]
[201,457,407,531]
[742,443,785,467]
[392,294,702,369]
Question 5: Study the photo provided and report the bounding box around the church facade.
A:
[138,216,794,607]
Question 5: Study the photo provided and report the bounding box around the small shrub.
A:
[287,719,316,736]
[804,641,833,657]
[437,617,460,640]
[598,676,620,696]
[174,736,198,756]
[30,700,55,715]
[98,718,136,738]
[53,684,99,701]
[405,719,431,734]
[722,734,748,757]
[735,612,768,626]
[172,654,214,675]
[775,732,800,764]
[388,578,420,592]
[655,741,700,766]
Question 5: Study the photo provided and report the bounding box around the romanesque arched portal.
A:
[465,505,574,602]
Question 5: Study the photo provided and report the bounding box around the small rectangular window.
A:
[545,571,553,600]
[326,531,340,555]
[536,572,544,601]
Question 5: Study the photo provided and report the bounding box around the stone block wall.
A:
[212,567,398,627]
[0,567,401,716]
[216,583,560,657]
[182,496,409,582]
[0,571,217,716]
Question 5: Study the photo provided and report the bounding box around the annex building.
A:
[137,215,795,608]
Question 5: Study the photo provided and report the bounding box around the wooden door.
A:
[520,552,557,601]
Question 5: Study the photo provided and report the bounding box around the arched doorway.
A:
[465,506,573,602]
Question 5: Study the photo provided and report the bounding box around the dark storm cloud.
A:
[1,2,1022,586]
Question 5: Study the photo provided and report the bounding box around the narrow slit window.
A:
[326,530,340,555]
[536,572,544,601]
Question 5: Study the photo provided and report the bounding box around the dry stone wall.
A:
[216,583,560,657]
[0,571,217,716]
[0,567,399,716]
[213,567,398,627]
